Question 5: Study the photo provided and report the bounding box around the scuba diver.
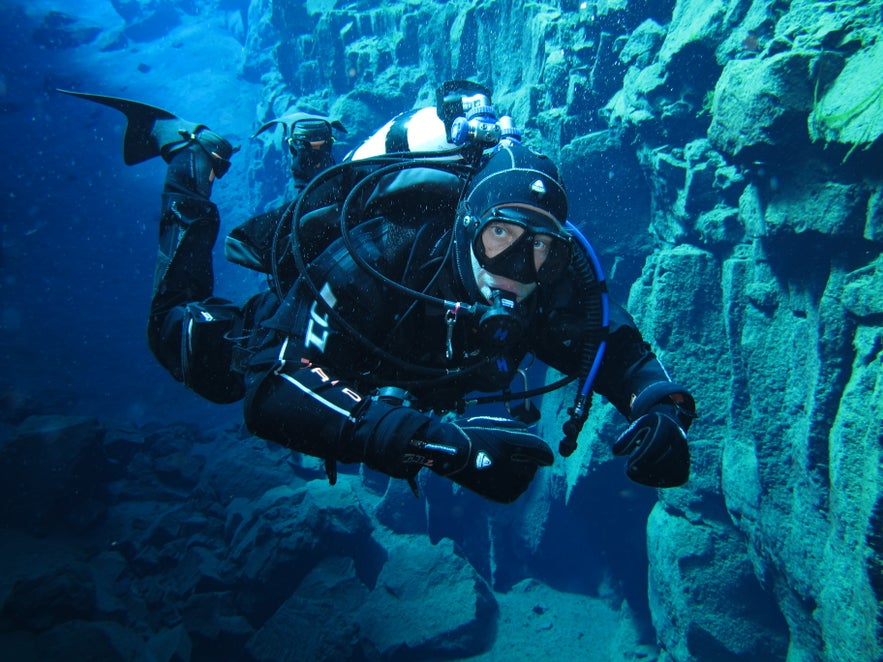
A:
[224,111,348,278]
[59,82,696,504]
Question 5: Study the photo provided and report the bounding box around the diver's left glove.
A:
[613,384,696,488]
[163,128,236,199]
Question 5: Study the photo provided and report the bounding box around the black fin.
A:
[57,89,189,165]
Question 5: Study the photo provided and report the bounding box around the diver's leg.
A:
[147,134,245,403]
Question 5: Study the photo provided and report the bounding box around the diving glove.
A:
[349,398,552,503]
[613,399,694,488]
[418,416,554,503]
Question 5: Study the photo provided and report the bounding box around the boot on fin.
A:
[57,89,204,165]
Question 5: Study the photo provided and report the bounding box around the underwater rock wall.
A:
[606,2,883,660]
[235,0,883,659]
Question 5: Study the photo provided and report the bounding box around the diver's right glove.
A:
[163,128,236,199]
[349,398,552,503]
[612,385,696,488]
[417,416,554,503]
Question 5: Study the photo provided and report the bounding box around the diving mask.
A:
[472,206,571,286]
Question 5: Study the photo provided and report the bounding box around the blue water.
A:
[1,1,256,425]
[0,1,817,660]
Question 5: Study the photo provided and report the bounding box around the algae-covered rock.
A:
[764,169,870,237]
[618,19,666,68]
[820,323,883,657]
[809,40,883,149]
[841,255,883,318]
[866,185,883,242]
[717,243,883,660]
[657,0,729,66]
[709,50,819,160]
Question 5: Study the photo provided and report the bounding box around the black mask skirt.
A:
[472,208,571,286]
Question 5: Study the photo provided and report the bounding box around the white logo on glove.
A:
[475,452,493,470]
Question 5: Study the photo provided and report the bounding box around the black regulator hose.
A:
[558,221,609,457]
[271,149,475,299]
[337,158,479,313]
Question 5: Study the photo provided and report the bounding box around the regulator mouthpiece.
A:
[479,290,522,352]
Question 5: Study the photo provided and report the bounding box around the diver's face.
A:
[470,213,570,303]
[290,139,332,180]
[471,221,556,303]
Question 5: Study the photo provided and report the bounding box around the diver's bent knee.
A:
[149,299,245,404]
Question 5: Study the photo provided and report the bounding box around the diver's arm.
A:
[242,336,553,503]
[591,303,696,487]
[539,299,695,487]
[591,303,693,419]
[534,291,693,418]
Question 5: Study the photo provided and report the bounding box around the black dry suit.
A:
[147,141,691,503]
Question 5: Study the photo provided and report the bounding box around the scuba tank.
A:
[346,80,505,162]
[347,106,461,161]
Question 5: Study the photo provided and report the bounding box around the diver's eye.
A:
[532,234,554,268]
[481,222,526,258]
